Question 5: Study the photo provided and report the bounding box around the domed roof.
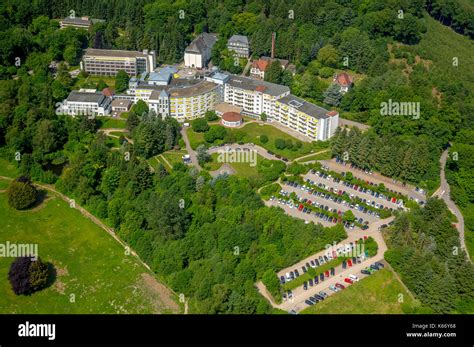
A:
[222,112,242,122]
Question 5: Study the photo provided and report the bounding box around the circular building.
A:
[221,112,243,127]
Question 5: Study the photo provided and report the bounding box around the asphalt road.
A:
[434,148,469,260]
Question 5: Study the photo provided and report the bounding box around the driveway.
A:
[180,128,202,171]
[433,148,469,260]
[257,217,393,313]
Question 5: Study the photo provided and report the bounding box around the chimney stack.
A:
[271,32,276,59]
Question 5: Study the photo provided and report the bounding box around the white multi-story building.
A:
[82,48,156,76]
[227,35,250,58]
[61,91,111,116]
[147,81,220,121]
[224,76,338,140]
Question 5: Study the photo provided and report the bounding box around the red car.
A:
[347,259,353,267]
[298,204,304,211]
[344,278,353,284]
[325,270,330,277]
[335,283,345,290]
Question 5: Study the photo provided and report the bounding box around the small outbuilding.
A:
[221,112,243,128]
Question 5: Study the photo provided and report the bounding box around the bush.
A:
[260,135,269,144]
[8,257,50,295]
[205,110,218,121]
[192,118,209,133]
[275,138,286,150]
[262,269,281,303]
[7,177,38,210]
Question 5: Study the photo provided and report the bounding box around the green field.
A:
[161,150,188,168]
[301,268,416,314]
[73,75,116,90]
[186,122,329,160]
[99,117,127,129]
[0,158,18,177]
[0,182,180,314]
[205,153,264,180]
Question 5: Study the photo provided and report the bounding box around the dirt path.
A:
[158,154,173,170]
[0,175,182,313]
[293,149,330,163]
[433,148,470,261]
[180,128,202,171]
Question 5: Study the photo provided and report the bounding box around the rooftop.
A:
[66,91,105,103]
[185,32,218,54]
[278,94,335,119]
[61,16,92,25]
[148,80,219,99]
[222,111,243,122]
[111,99,131,108]
[227,75,290,96]
[84,48,152,58]
[334,72,353,86]
[228,35,249,45]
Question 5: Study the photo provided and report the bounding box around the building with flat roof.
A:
[224,75,290,117]
[111,99,131,113]
[275,94,339,141]
[60,16,92,30]
[227,35,250,58]
[81,48,156,76]
[61,90,111,116]
[184,33,217,69]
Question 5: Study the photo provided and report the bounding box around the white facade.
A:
[184,52,203,69]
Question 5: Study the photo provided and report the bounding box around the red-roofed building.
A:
[102,87,114,97]
[250,59,270,79]
[333,72,353,94]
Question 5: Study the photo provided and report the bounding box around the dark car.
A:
[303,281,308,290]
[375,262,385,268]
[314,259,320,266]
[361,269,370,275]
[330,267,335,276]
[280,276,285,284]
[302,266,307,273]
[370,264,379,271]
[294,269,300,277]
[305,299,314,306]
[290,271,295,279]
[314,276,319,284]
[309,278,313,287]
[319,273,324,281]
[315,294,324,301]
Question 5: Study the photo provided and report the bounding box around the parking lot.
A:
[303,169,403,211]
[256,217,393,313]
[320,159,426,203]
[277,182,379,226]
[280,258,389,313]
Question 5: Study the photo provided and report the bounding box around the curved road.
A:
[434,148,469,260]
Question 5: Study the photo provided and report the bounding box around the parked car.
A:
[329,284,339,292]
[303,281,308,290]
[280,276,286,284]
[319,291,328,298]
[319,273,324,281]
[344,278,353,284]
[305,299,314,306]
[349,274,359,282]
[361,269,370,275]
[335,283,346,290]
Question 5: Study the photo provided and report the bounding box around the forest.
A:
[0,0,473,313]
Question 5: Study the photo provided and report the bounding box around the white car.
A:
[349,274,359,282]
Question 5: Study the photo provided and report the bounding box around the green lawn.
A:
[296,150,331,162]
[73,75,116,90]
[205,152,262,179]
[161,150,188,168]
[186,123,330,160]
[0,184,180,314]
[109,131,128,137]
[0,158,18,177]
[301,268,416,314]
[99,117,127,129]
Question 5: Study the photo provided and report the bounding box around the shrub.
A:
[8,257,50,295]
[275,138,286,150]
[192,118,209,133]
[205,110,218,121]
[7,177,38,210]
[260,135,269,144]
